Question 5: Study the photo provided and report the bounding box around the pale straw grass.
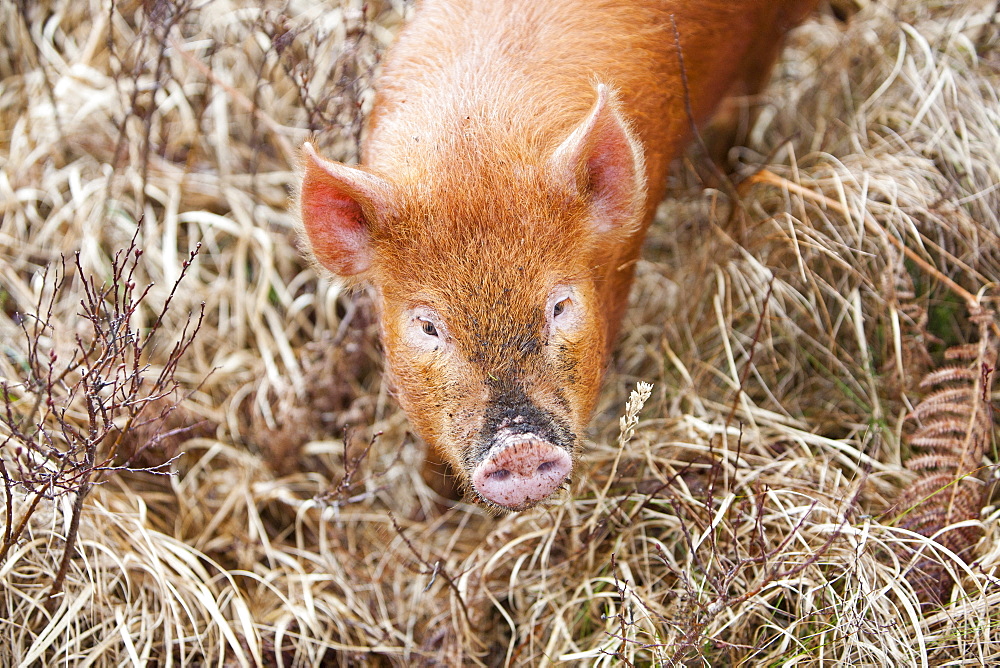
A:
[1,0,998,665]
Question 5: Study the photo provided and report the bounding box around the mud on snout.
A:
[467,383,576,511]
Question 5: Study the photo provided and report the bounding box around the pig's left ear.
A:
[299,142,393,276]
[549,84,646,235]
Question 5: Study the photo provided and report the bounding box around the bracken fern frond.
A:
[894,304,997,606]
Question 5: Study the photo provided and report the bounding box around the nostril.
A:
[536,460,557,474]
[489,469,511,481]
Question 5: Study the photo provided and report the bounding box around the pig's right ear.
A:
[549,84,647,236]
[299,142,392,276]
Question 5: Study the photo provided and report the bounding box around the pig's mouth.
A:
[470,430,573,511]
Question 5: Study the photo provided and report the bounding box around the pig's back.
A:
[362,0,812,198]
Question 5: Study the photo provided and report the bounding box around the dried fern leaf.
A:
[943,343,989,361]
[909,402,976,423]
[905,435,971,452]
[903,453,967,473]
[918,366,983,388]
[896,473,963,505]
[910,418,977,440]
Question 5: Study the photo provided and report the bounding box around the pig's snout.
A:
[471,433,571,510]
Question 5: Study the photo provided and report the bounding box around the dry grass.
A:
[1,0,999,665]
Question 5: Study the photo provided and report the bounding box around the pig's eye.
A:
[420,319,439,337]
[404,306,447,351]
[547,288,582,336]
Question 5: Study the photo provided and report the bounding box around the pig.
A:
[298,0,818,511]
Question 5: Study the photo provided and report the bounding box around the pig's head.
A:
[298,86,646,510]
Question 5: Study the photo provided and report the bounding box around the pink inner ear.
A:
[299,143,386,276]
[550,85,646,235]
